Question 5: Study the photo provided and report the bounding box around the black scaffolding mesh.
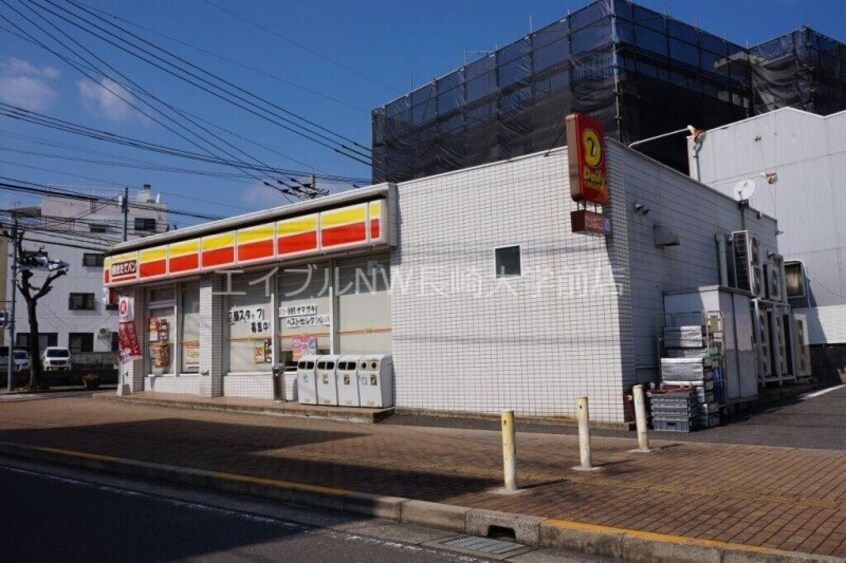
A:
[372,0,846,183]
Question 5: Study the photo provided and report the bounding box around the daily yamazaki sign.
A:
[566,113,609,205]
[104,199,388,287]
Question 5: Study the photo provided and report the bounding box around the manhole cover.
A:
[441,535,524,555]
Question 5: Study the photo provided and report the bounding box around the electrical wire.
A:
[75,1,371,114]
[38,0,375,165]
[203,0,400,94]
[5,1,300,202]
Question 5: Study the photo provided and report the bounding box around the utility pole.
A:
[7,219,18,392]
[122,186,129,242]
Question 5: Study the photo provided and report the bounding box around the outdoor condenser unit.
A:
[732,230,762,296]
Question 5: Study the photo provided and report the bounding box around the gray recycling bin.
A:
[357,354,394,408]
[316,355,340,406]
[337,355,362,407]
[296,356,318,405]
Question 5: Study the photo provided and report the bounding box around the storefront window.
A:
[336,254,392,354]
[277,263,332,368]
[180,282,200,374]
[226,272,273,373]
[147,286,175,375]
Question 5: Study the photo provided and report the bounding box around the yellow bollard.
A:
[632,384,651,453]
[501,409,517,492]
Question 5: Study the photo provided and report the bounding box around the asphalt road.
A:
[0,460,602,563]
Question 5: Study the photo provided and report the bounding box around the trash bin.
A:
[272,363,283,401]
[357,354,394,408]
[284,367,298,402]
[337,355,362,407]
[316,355,340,406]
[297,356,318,405]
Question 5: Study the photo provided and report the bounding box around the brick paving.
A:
[1,393,845,557]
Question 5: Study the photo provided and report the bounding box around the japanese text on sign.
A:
[228,308,266,324]
[285,315,330,329]
[279,304,317,317]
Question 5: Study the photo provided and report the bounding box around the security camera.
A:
[633,202,651,216]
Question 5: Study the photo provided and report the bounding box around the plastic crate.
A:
[653,419,692,432]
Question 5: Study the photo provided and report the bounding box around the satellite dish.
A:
[734,179,756,202]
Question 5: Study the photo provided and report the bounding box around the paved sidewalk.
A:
[0,393,844,558]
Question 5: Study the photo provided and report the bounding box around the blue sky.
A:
[1,0,843,226]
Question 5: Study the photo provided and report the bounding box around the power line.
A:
[5,0,300,202]
[204,0,400,95]
[0,128,369,183]
[0,176,223,221]
[38,0,375,165]
[0,104,369,183]
[76,1,371,115]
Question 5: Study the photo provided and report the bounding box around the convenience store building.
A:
[105,136,780,423]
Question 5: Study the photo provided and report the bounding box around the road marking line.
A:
[799,384,845,401]
[544,518,790,556]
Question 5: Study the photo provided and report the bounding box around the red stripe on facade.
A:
[169,253,199,273]
[139,260,167,278]
[238,239,274,262]
[370,218,381,240]
[321,222,366,248]
[202,246,235,268]
[104,270,110,284]
[278,231,318,255]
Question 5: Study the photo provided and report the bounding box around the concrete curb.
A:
[95,393,394,424]
[0,441,841,563]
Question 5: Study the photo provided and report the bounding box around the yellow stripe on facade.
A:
[320,204,366,228]
[368,200,382,217]
[111,251,137,264]
[237,223,274,244]
[169,239,199,257]
[139,246,167,262]
[277,214,317,236]
[201,232,235,251]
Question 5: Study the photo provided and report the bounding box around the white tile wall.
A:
[145,375,198,394]
[609,141,780,384]
[392,149,627,421]
[224,375,274,399]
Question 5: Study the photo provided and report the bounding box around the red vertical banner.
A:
[566,113,609,205]
[118,296,142,364]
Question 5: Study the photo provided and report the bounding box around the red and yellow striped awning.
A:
[105,198,390,287]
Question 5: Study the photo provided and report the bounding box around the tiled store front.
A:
[106,146,780,422]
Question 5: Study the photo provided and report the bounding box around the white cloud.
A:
[78,77,147,123]
[0,57,59,111]
[240,181,291,209]
[1,57,60,79]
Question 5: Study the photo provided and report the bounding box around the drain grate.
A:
[441,535,524,555]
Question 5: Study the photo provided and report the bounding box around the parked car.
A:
[42,347,72,371]
[0,350,31,372]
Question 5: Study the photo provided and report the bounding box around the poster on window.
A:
[184,342,200,370]
[150,342,170,368]
[292,335,318,361]
[252,338,272,364]
[148,316,160,342]
[118,320,142,364]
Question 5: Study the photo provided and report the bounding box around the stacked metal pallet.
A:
[657,324,721,430]
[647,386,697,433]
[660,358,721,429]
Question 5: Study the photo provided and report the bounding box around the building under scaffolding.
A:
[371,0,846,183]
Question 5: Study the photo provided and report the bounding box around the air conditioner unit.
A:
[794,314,812,377]
[766,263,783,302]
[754,301,772,381]
[98,327,111,337]
[751,265,764,298]
[732,230,760,292]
